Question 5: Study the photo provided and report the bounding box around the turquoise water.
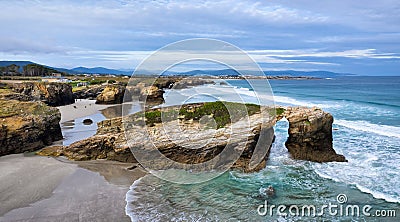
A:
[125,76,400,221]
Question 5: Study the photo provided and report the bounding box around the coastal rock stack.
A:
[12,82,74,106]
[283,107,347,162]
[73,85,106,100]
[0,100,63,156]
[138,86,164,104]
[171,78,214,89]
[96,85,126,104]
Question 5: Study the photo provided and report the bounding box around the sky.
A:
[0,0,399,75]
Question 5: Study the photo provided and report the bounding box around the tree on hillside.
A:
[0,64,20,76]
[22,64,58,76]
[8,64,20,76]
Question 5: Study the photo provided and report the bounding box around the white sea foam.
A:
[150,81,400,213]
[169,83,344,108]
[311,120,400,204]
[125,176,145,222]
[313,168,342,183]
[314,166,400,204]
[273,95,341,108]
[334,119,400,138]
[355,184,400,203]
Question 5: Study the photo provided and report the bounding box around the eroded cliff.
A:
[11,82,74,106]
[0,99,63,156]
[38,102,275,172]
[282,106,347,162]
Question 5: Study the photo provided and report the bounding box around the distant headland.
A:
[0,60,353,79]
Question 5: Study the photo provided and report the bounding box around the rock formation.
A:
[73,77,214,106]
[96,85,126,104]
[73,85,106,100]
[152,77,213,89]
[138,85,164,104]
[283,106,347,162]
[11,82,74,106]
[0,99,63,156]
[167,78,214,89]
[35,100,346,173]
[38,102,275,172]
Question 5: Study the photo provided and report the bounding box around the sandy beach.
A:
[0,154,146,222]
[0,97,147,221]
[57,99,114,123]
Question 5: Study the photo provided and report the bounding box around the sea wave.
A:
[125,176,145,222]
[273,95,341,108]
[314,169,400,204]
[334,119,400,138]
[355,184,400,204]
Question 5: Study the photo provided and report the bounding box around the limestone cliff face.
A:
[138,86,164,104]
[73,85,106,100]
[0,100,63,156]
[38,102,275,172]
[167,78,214,89]
[96,85,126,104]
[36,103,346,173]
[11,82,74,106]
[74,78,214,106]
[283,107,347,162]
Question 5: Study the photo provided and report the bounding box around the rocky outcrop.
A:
[153,77,214,89]
[138,86,164,104]
[283,107,346,162]
[35,99,346,172]
[11,82,74,106]
[38,102,275,172]
[96,85,126,104]
[73,85,106,100]
[0,99,63,156]
[171,78,214,89]
[72,78,214,106]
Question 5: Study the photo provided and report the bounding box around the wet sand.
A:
[57,99,113,123]
[0,154,146,222]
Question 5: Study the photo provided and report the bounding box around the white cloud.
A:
[0,0,399,75]
[248,49,400,59]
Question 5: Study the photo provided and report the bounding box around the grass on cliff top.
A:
[276,107,285,115]
[0,100,57,118]
[133,101,260,128]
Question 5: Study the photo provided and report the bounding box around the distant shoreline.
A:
[0,75,320,82]
[204,75,320,80]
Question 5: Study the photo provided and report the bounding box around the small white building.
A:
[41,76,71,83]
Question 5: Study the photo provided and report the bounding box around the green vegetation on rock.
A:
[178,101,260,128]
[0,100,58,118]
[276,107,285,115]
[144,110,162,126]
[131,101,261,128]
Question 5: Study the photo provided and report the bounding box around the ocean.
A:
[125,76,400,221]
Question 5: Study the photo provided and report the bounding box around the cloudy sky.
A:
[0,0,399,75]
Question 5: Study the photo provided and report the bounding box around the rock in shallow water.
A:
[283,106,347,162]
[83,118,93,125]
